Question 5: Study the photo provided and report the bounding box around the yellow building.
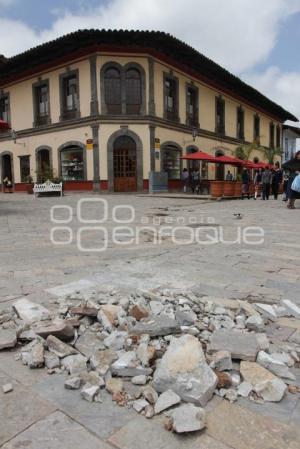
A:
[0,29,298,192]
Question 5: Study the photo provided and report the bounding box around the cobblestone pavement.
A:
[0,192,299,448]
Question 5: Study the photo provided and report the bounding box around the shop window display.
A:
[61,147,84,181]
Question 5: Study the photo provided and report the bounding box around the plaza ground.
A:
[0,192,300,449]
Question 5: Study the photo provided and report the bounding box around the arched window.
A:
[125,68,141,114]
[60,145,85,181]
[104,68,121,114]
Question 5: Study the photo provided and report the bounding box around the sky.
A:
[0,0,300,126]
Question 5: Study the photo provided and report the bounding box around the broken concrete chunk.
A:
[106,378,124,395]
[0,329,17,350]
[44,351,60,369]
[80,385,100,402]
[2,383,13,394]
[129,305,149,321]
[70,306,98,317]
[74,330,105,357]
[254,303,277,321]
[33,321,74,341]
[245,315,264,332]
[256,333,270,351]
[289,330,300,345]
[142,386,158,404]
[281,299,300,319]
[90,349,118,373]
[80,371,105,387]
[175,310,197,326]
[131,375,147,385]
[131,315,180,337]
[237,381,252,397]
[153,335,217,406]
[110,351,152,377]
[168,404,206,433]
[100,305,123,325]
[13,298,50,324]
[29,342,44,368]
[133,398,149,413]
[240,361,276,384]
[61,354,87,375]
[64,376,82,390]
[210,350,232,371]
[254,378,287,402]
[208,330,259,361]
[256,351,296,381]
[154,390,181,414]
[104,331,128,350]
[46,335,78,358]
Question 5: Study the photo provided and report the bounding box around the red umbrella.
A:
[181,151,218,162]
[215,155,244,165]
[0,119,10,130]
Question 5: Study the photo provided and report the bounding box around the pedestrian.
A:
[282,172,289,202]
[226,170,233,181]
[181,167,189,193]
[283,150,300,209]
[253,168,262,200]
[271,162,283,200]
[191,168,200,194]
[241,168,250,199]
[261,167,273,200]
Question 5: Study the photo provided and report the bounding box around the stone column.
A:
[148,57,156,116]
[91,123,100,192]
[149,125,156,172]
[89,55,99,116]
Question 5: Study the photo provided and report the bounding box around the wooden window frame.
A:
[0,91,10,125]
[236,106,245,141]
[186,83,199,128]
[163,73,179,122]
[32,79,51,127]
[59,69,81,122]
[215,96,225,135]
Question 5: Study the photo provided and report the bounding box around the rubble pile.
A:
[1,291,300,433]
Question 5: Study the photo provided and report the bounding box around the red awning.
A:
[181,151,218,162]
[0,119,10,130]
[215,155,244,165]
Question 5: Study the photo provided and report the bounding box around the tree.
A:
[234,142,263,161]
[262,146,283,164]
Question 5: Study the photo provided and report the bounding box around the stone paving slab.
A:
[0,388,55,446]
[33,374,136,439]
[0,351,48,387]
[1,410,112,449]
[108,415,231,449]
[206,400,300,449]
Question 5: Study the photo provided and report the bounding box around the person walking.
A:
[261,167,273,200]
[283,150,300,209]
[271,162,283,200]
[241,168,250,199]
[253,168,262,200]
[191,168,200,193]
[181,167,190,193]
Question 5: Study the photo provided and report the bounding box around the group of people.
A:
[181,150,300,209]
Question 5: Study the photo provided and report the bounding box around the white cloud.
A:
[243,67,300,123]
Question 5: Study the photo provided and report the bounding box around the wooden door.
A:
[113,148,137,192]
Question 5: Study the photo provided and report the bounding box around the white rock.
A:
[281,299,300,319]
[0,329,17,350]
[132,398,149,413]
[254,303,277,321]
[210,350,232,371]
[256,351,296,381]
[254,378,287,402]
[104,331,128,350]
[237,381,252,397]
[64,376,82,390]
[61,354,87,375]
[110,351,152,377]
[245,315,264,332]
[225,389,238,403]
[13,298,50,324]
[169,404,206,433]
[154,390,181,414]
[80,385,100,402]
[131,375,147,385]
[256,333,270,351]
[2,383,13,394]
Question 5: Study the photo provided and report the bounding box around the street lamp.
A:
[192,128,197,142]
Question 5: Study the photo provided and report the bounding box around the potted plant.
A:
[26,175,34,194]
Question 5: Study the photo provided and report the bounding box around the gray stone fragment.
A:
[169,404,206,433]
[110,351,152,377]
[256,333,270,351]
[2,383,13,394]
[33,321,75,341]
[61,354,87,375]
[104,331,128,350]
[175,310,197,326]
[245,315,264,332]
[80,385,100,402]
[132,398,149,413]
[210,350,232,371]
[237,381,252,397]
[131,315,180,337]
[44,351,60,369]
[47,335,78,358]
[254,378,287,402]
[0,329,17,350]
[153,335,217,406]
[154,390,181,414]
[131,375,147,385]
[256,351,296,381]
[29,342,44,368]
[208,330,259,361]
[13,298,50,324]
[90,349,118,374]
[254,303,277,321]
[289,330,300,345]
[64,376,82,390]
[74,330,105,357]
[281,299,300,319]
